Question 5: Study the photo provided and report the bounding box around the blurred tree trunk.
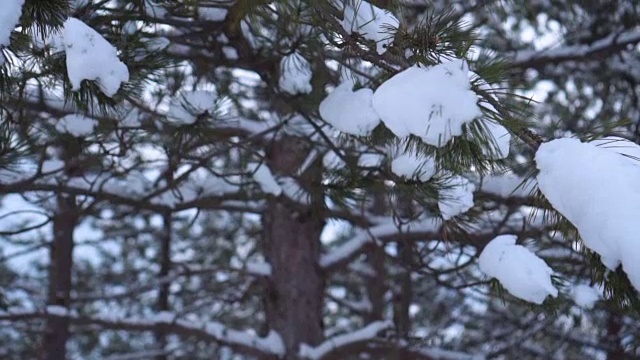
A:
[42,195,77,360]
[393,240,413,338]
[366,188,388,324]
[263,137,325,359]
[394,192,415,339]
[605,310,626,360]
[155,211,172,360]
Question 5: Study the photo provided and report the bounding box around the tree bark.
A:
[365,246,386,324]
[393,240,413,338]
[365,188,387,324]
[42,195,77,360]
[155,211,172,360]
[605,310,628,360]
[263,136,325,359]
[394,194,415,340]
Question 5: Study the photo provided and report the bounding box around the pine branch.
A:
[0,308,285,358]
[309,2,546,151]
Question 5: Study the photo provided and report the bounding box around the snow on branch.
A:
[319,230,374,269]
[0,308,284,358]
[420,348,485,360]
[479,173,536,198]
[479,235,558,304]
[63,18,129,97]
[233,261,272,277]
[299,320,393,359]
[536,137,640,292]
[320,219,441,270]
[327,293,372,315]
[73,263,270,301]
[299,320,483,360]
[513,29,640,69]
[103,349,171,360]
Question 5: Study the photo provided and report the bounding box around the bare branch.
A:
[0,308,285,358]
[512,29,640,71]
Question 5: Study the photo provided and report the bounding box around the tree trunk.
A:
[365,189,387,324]
[155,211,172,360]
[263,137,325,359]
[605,310,627,360]
[365,247,386,324]
[42,195,77,360]
[394,194,415,340]
[393,240,413,338]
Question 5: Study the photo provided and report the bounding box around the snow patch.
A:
[168,90,218,125]
[144,0,167,18]
[358,153,384,167]
[323,150,346,171]
[198,6,227,21]
[342,0,398,55]
[248,162,282,196]
[421,348,485,360]
[438,175,475,220]
[480,173,534,198]
[42,159,65,173]
[245,261,272,277]
[321,218,440,268]
[319,81,380,136]
[222,46,238,60]
[145,36,170,51]
[571,284,600,309]
[536,137,640,292]
[590,136,640,160]
[372,60,481,147]
[478,120,511,159]
[300,321,393,359]
[153,311,175,323]
[63,18,129,97]
[479,234,558,304]
[55,114,98,137]
[46,305,69,316]
[391,152,436,182]
[279,52,313,95]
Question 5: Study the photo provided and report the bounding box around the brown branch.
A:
[512,29,640,71]
[0,309,284,358]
